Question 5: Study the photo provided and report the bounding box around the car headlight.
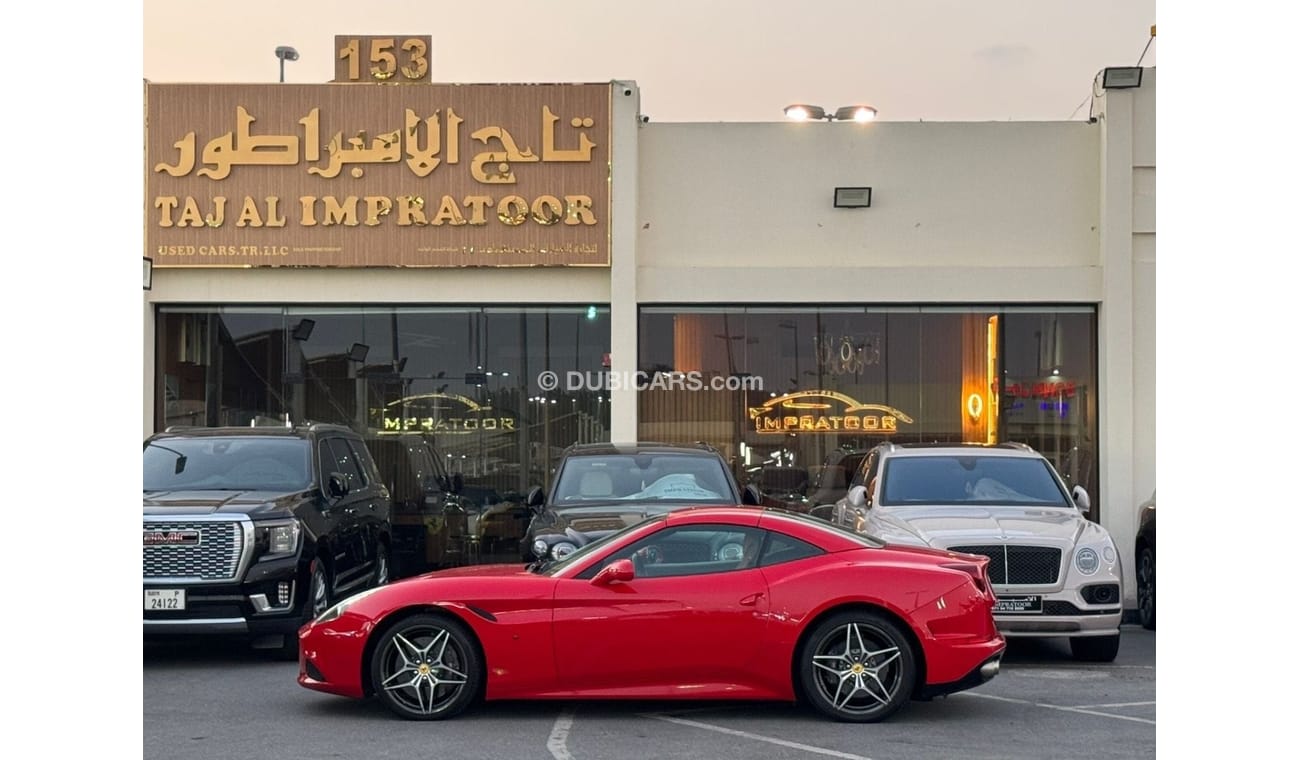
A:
[1075,547,1100,575]
[258,520,301,559]
[551,541,578,559]
[532,538,549,558]
[1102,545,1116,563]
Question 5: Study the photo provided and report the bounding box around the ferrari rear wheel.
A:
[371,614,481,720]
[800,610,916,722]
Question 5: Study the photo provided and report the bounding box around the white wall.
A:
[1095,67,1156,607]
[636,120,1101,304]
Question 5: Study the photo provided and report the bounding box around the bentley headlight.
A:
[552,541,578,559]
[1075,547,1100,575]
[532,538,549,558]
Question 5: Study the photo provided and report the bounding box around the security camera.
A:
[638,114,650,124]
[622,86,633,96]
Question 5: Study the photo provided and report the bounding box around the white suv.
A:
[832,442,1122,662]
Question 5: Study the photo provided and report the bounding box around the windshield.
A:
[551,453,735,505]
[144,437,313,492]
[879,455,1071,508]
[532,514,668,575]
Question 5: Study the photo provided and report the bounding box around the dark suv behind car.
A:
[143,424,392,658]
[364,434,469,578]
[521,442,761,563]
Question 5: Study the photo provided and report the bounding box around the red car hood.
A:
[419,563,533,579]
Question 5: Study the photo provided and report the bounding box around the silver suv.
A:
[831,442,1122,662]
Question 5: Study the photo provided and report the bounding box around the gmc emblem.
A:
[144,530,201,547]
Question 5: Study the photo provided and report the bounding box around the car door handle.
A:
[739,592,764,607]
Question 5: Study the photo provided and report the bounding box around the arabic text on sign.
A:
[152,106,598,183]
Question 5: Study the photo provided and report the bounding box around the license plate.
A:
[144,589,186,611]
[993,595,1042,614]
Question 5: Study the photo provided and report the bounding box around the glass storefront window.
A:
[638,305,1099,517]
[156,305,611,509]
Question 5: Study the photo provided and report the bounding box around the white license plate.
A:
[993,595,1042,614]
[144,589,186,611]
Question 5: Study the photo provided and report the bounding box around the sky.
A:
[143,0,1155,123]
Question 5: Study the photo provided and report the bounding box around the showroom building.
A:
[142,68,1155,606]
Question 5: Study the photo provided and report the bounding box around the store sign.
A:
[377,393,516,434]
[145,82,611,267]
[748,391,914,434]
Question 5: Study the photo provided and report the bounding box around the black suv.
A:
[143,424,392,658]
[521,442,761,562]
[363,434,469,578]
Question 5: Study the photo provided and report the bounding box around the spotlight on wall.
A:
[1101,66,1143,90]
[784,104,878,122]
[348,343,370,362]
[833,187,873,208]
[143,257,153,290]
[291,319,315,341]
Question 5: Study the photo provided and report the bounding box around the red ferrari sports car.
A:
[298,507,1004,722]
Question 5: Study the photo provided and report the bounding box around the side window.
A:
[321,438,365,491]
[345,439,377,488]
[578,525,764,580]
[759,533,823,567]
[862,451,880,505]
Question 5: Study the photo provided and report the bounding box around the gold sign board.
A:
[145,82,611,267]
[375,393,516,434]
[749,391,914,434]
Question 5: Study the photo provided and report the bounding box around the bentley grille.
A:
[948,544,1062,585]
[143,520,245,581]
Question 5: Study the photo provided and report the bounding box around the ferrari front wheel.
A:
[800,610,916,722]
[370,614,481,720]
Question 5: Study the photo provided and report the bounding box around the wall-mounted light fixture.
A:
[834,187,872,208]
[348,343,370,362]
[784,104,878,122]
[291,319,315,341]
[966,393,984,420]
[143,257,153,290]
[1101,66,1143,89]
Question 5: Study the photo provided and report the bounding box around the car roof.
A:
[151,423,356,440]
[561,441,721,457]
[881,442,1042,459]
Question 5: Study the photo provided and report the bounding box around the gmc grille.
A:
[949,544,1062,585]
[144,520,245,581]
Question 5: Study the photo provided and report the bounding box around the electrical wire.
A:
[1068,26,1154,120]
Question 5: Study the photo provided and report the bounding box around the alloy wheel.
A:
[806,617,910,720]
[373,618,477,719]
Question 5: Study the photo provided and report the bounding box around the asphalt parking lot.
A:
[144,625,1154,760]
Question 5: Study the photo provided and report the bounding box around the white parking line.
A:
[547,708,576,760]
[642,713,875,760]
[1070,700,1156,709]
[959,692,1156,725]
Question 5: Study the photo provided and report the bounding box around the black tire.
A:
[1136,546,1156,630]
[274,559,330,661]
[370,613,482,720]
[799,610,916,722]
[1070,634,1120,662]
[372,542,391,588]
